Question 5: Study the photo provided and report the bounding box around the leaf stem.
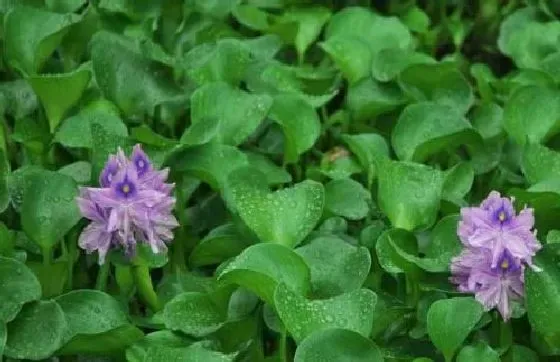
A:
[279,327,288,362]
[95,261,110,291]
[133,265,161,312]
[42,246,52,266]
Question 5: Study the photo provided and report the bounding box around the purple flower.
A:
[76,144,178,263]
[451,248,523,321]
[458,191,541,269]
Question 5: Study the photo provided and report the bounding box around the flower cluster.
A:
[76,145,178,264]
[450,191,541,321]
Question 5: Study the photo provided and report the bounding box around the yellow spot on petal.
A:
[501,259,509,270]
[498,211,506,222]
[122,184,130,194]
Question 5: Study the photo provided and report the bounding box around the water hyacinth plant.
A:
[2,1,560,362]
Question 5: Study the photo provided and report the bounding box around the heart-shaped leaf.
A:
[183,82,273,146]
[189,224,254,268]
[218,244,311,305]
[224,167,324,247]
[91,31,181,118]
[345,77,406,122]
[377,160,444,231]
[295,236,371,298]
[162,289,231,337]
[526,244,560,338]
[456,342,500,362]
[4,301,68,360]
[28,68,92,133]
[4,6,80,74]
[392,102,481,162]
[269,94,321,164]
[341,133,390,187]
[522,142,560,185]
[427,297,484,362]
[0,256,42,323]
[294,328,383,362]
[21,170,81,252]
[398,63,474,114]
[324,178,370,220]
[55,290,129,341]
[274,283,376,343]
[504,85,560,145]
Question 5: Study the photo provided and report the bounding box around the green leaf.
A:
[224,167,324,247]
[511,345,540,362]
[55,290,129,340]
[233,4,271,31]
[20,170,81,251]
[218,243,311,305]
[189,224,253,268]
[346,77,406,122]
[183,82,273,146]
[341,133,389,186]
[274,283,376,343]
[456,342,500,362]
[324,178,370,220]
[0,80,38,119]
[443,163,475,204]
[57,324,144,356]
[504,85,560,145]
[273,7,331,61]
[144,342,237,362]
[392,102,481,162]
[322,7,411,83]
[28,68,92,133]
[58,161,92,184]
[526,244,560,338]
[522,143,560,185]
[4,301,67,360]
[295,236,371,298]
[371,48,434,82]
[398,63,474,114]
[245,152,292,185]
[268,94,321,164]
[376,216,462,274]
[0,256,41,323]
[294,328,383,362]
[170,143,248,190]
[498,8,560,69]
[0,148,9,213]
[162,290,230,337]
[54,99,127,149]
[470,102,504,140]
[377,160,444,231]
[182,39,251,86]
[46,0,86,13]
[427,297,484,362]
[91,31,181,117]
[3,6,80,74]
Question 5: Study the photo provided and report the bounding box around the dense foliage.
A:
[1,0,560,361]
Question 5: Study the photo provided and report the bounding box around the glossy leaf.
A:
[398,63,474,114]
[224,167,324,248]
[28,68,92,133]
[504,85,560,145]
[526,244,560,338]
[4,301,68,360]
[269,94,321,164]
[324,178,370,220]
[274,283,376,343]
[427,297,484,362]
[377,160,444,231]
[21,170,81,251]
[218,243,311,305]
[295,236,371,298]
[294,328,383,362]
[392,102,481,162]
[184,82,273,146]
[341,133,390,186]
[4,6,80,74]
[0,256,42,323]
[346,77,406,122]
[457,342,500,362]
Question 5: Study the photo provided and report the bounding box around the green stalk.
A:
[133,265,161,312]
[95,262,110,291]
[279,327,288,362]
